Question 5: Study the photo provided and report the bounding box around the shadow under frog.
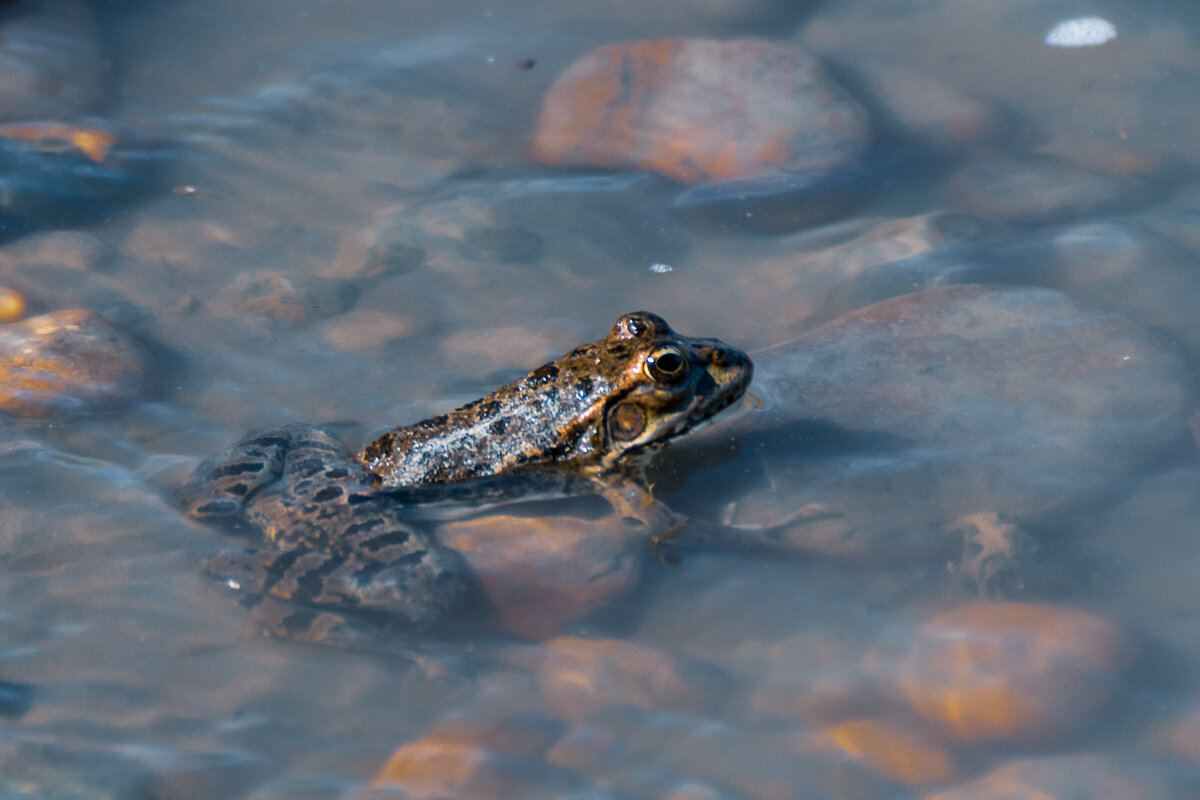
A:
[178,312,752,644]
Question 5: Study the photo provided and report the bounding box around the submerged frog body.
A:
[180,312,752,641]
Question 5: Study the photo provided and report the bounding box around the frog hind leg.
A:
[177,426,299,522]
[202,553,382,647]
[204,533,470,634]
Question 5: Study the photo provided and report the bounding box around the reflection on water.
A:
[2,0,1200,797]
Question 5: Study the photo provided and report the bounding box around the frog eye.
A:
[645,346,690,383]
[608,402,646,442]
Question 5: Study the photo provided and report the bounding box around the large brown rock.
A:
[750,285,1184,450]
[533,38,869,185]
[693,285,1190,555]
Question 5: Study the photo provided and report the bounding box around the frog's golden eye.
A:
[608,402,646,442]
[645,346,690,384]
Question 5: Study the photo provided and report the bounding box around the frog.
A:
[179,311,753,643]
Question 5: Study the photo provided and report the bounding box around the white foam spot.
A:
[649,262,673,273]
[1045,17,1117,47]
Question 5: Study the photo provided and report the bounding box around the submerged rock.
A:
[0,287,26,323]
[750,285,1185,454]
[0,1,106,120]
[673,285,1188,558]
[836,58,1004,146]
[809,717,958,786]
[0,308,147,417]
[214,269,358,327]
[922,754,1180,800]
[948,150,1148,224]
[0,120,164,240]
[503,637,729,722]
[533,38,869,186]
[438,514,642,640]
[371,715,583,800]
[899,603,1128,744]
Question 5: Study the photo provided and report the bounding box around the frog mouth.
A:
[663,356,752,441]
[679,398,741,437]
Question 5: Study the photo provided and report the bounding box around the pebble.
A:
[948,150,1146,224]
[0,309,148,417]
[841,59,1003,146]
[898,603,1128,743]
[327,196,544,283]
[1049,220,1200,355]
[547,707,897,800]
[792,211,990,294]
[437,514,643,639]
[0,287,26,323]
[319,310,415,352]
[217,270,358,327]
[371,715,590,800]
[1140,185,1200,258]
[922,754,1177,800]
[1074,470,1200,654]
[745,632,887,725]
[0,0,105,119]
[533,38,869,185]
[809,717,958,785]
[0,230,106,273]
[504,637,729,722]
[1159,707,1200,765]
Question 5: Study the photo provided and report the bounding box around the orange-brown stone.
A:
[0,288,25,324]
[373,716,573,799]
[921,754,1172,800]
[0,308,147,417]
[0,123,115,163]
[899,602,1128,743]
[533,38,868,185]
[811,717,958,786]
[438,514,641,639]
[513,636,727,721]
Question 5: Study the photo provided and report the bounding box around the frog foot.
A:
[597,476,687,542]
[177,425,310,522]
[204,538,469,634]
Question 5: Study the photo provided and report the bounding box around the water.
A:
[2,1,1200,797]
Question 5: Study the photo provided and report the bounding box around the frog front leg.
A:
[594,473,687,544]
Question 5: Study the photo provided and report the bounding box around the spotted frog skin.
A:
[180,312,752,642]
